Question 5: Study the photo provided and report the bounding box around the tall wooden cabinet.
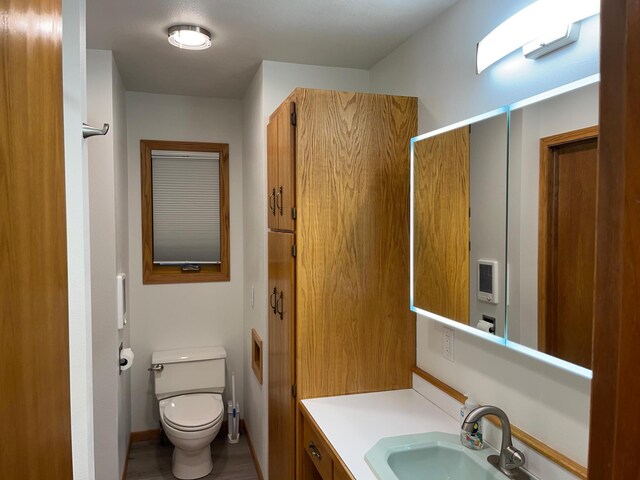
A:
[267,89,417,480]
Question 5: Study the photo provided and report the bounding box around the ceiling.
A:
[87,0,457,99]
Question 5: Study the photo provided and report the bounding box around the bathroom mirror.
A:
[411,110,509,339]
[506,79,599,371]
[411,75,599,376]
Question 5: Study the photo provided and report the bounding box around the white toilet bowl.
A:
[159,393,225,479]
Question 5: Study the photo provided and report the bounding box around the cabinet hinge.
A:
[292,245,297,257]
[469,241,471,252]
[291,111,297,126]
[291,207,297,219]
[292,384,297,398]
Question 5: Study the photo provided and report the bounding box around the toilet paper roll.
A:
[476,319,494,334]
[120,348,134,371]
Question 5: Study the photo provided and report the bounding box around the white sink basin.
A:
[365,432,508,480]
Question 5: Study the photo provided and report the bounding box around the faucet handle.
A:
[504,446,526,470]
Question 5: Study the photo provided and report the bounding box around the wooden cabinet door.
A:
[268,231,296,480]
[276,102,296,232]
[267,118,279,230]
[267,102,296,232]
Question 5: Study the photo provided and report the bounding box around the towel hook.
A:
[82,122,109,139]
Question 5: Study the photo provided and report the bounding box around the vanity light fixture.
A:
[476,0,599,74]
[522,22,581,60]
[168,25,212,50]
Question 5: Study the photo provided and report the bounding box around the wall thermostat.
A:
[477,260,498,304]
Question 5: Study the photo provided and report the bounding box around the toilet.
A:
[151,346,227,479]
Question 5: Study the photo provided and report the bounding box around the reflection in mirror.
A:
[412,112,508,338]
[507,82,599,370]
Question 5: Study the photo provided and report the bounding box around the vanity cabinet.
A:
[302,415,333,479]
[267,88,417,480]
[299,409,354,480]
[333,466,352,480]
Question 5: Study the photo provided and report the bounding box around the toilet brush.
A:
[227,372,240,444]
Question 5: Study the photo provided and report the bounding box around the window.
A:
[140,140,229,284]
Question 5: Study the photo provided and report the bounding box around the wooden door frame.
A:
[537,126,599,354]
[588,0,640,477]
[1,0,73,477]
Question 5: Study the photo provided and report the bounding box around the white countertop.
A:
[301,388,460,480]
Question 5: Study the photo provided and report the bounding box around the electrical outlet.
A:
[443,327,454,362]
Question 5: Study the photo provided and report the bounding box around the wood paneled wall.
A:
[294,89,417,399]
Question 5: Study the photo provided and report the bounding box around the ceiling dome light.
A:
[168,25,212,50]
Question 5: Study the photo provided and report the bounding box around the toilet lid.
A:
[163,394,224,430]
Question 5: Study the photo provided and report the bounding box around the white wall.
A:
[469,113,508,337]
[370,0,599,133]
[241,64,267,472]
[261,61,370,121]
[508,83,599,348]
[87,49,131,479]
[241,61,369,477]
[112,54,131,475]
[127,92,244,432]
[62,0,95,477]
[369,0,599,466]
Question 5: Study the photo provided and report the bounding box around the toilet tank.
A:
[152,346,226,400]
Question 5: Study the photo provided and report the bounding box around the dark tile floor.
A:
[125,435,260,480]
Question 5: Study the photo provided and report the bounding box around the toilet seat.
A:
[162,393,224,432]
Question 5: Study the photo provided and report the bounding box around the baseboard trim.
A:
[130,428,162,443]
[243,419,265,480]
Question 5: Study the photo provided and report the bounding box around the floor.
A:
[126,434,260,480]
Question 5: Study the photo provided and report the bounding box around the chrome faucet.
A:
[462,405,530,480]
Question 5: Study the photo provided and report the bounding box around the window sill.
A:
[142,264,230,285]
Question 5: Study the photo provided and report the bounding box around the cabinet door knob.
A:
[270,287,278,314]
[277,186,283,216]
[308,442,322,460]
[277,291,284,320]
[269,188,276,216]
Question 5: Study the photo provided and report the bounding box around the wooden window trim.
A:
[140,139,230,284]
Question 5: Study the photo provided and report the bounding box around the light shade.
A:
[522,22,581,59]
[168,25,212,50]
[476,0,599,74]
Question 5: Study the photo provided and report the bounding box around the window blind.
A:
[151,150,221,264]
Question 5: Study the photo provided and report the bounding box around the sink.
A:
[365,432,507,480]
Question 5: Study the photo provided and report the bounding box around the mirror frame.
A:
[410,73,601,379]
